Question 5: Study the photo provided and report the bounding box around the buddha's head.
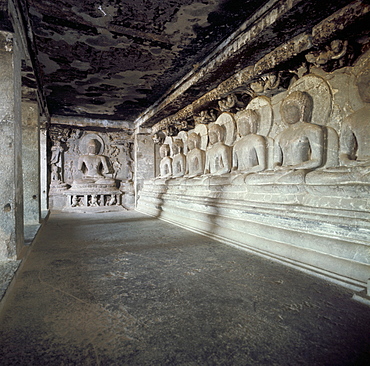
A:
[188,133,201,150]
[238,109,260,136]
[159,144,170,158]
[281,91,313,125]
[172,139,183,155]
[87,139,99,155]
[209,124,225,145]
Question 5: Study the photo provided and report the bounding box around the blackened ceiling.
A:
[24,0,270,122]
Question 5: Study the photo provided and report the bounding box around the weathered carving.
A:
[174,120,193,131]
[50,140,64,182]
[152,130,166,145]
[249,72,281,96]
[204,124,232,175]
[214,113,237,147]
[196,109,218,124]
[49,138,69,193]
[172,139,186,178]
[232,109,267,174]
[276,91,323,168]
[305,40,354,72]
[340,68,370,168]
[63,133,123,209]
[306,67,370,184]
[185,133,206,177]
[245,91,323,184]
[158,144,172,178]
[218,93,238,112]
[75,139,115,185]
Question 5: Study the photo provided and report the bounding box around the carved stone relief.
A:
[204,123,232,176]
[150,47,370,191]
[185,132,206,177]
[232,109,267,178]
[158,144,172,178]
[195,109,218,124]
[49,127,134,209]
[171,139,186,178]
[305,40,355,73]
[214,113,237,147]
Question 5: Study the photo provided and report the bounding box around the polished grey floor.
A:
[0,210,369,365]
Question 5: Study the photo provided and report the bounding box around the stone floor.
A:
[0,222,41,301]
[0,210,369,366]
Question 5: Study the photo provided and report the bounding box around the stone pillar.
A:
[0,30,24,260]
[39,125,49,216]
[22,101,40,225]
[134,128,155,206]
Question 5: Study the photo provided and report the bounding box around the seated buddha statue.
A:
[75,139,115,185]
[232,109,267,177]
[306,68,370,184]
[171,139,186,178]
[245,90,324,184]
[204,123,232,176]
[185,132,206,177]
[158,144,172,178]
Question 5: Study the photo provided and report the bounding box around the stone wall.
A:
[137,40,370,291]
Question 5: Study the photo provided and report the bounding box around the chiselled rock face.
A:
[357,69,370,103]
[26,0,266,121]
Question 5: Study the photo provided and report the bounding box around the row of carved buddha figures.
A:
[157,67,370,184]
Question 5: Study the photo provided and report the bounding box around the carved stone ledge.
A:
[254,33,312,75]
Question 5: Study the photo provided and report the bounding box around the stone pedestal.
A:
[0,30,24,260]
[64,181,122,210]
[137,178,370,292]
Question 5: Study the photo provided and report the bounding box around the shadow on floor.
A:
[0,210,369,366]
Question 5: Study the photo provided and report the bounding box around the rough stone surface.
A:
[0,260,21,302]
[0,30,24,260]
[22,101,40,225]
[39,128,49,214]
[0,210,369,365]
[134,132,156,203]
[25,0,270,121]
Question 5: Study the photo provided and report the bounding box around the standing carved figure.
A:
[50,140,64,183]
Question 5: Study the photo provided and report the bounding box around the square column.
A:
[0,30,24,260]
[22,101,40,225]
[39,126,49,216]
[134,128,155,207]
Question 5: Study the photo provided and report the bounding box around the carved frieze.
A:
[305,40,355,72]
[152,47,370,191]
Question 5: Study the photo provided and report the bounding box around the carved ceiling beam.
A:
[149,1,370,133]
